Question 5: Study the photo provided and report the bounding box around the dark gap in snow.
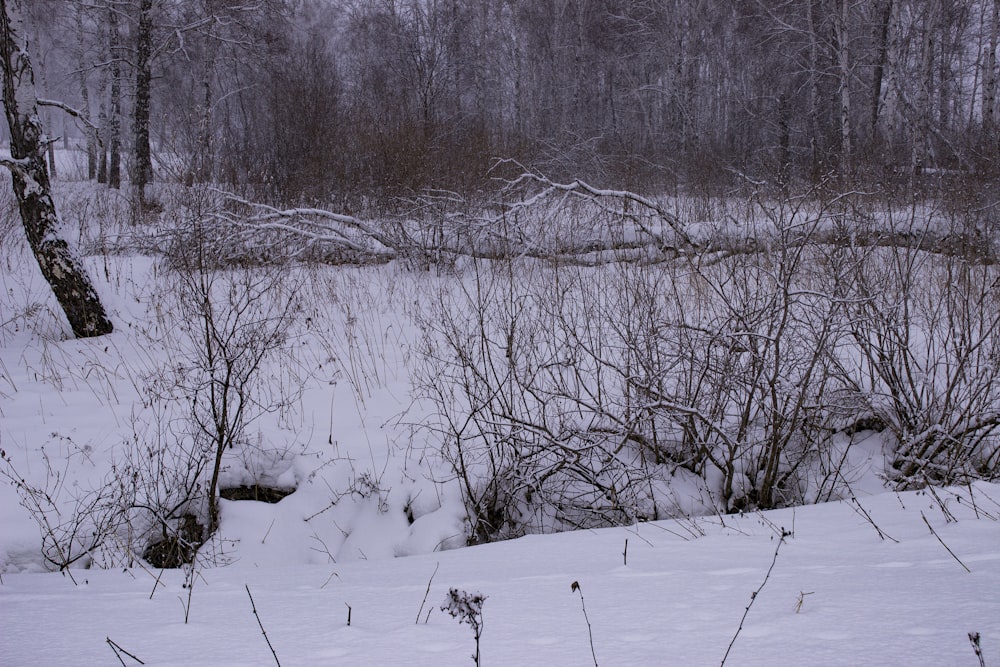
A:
[220,484,295,504]
[142,514,204,569]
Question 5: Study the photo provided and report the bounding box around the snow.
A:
[1,484,999,665]
[2,181,999,665]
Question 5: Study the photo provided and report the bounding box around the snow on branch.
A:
[214,191,398,261]
[37,99,99,132]
[0,154,30,174]
[499,165,698,252]
[209,175,998,269]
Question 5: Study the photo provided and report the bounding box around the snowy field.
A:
[1,168,999,665]
[2,483,999,665]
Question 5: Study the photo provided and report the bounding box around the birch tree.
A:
[0,0,113,337]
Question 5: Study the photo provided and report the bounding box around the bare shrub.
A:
[841,205,1000,487]
[416,192,858,541]
[1,436,129,574]
[441,588,487,666]
[652,197,852,511]
[163,240,303,534]
[116,404,212,567]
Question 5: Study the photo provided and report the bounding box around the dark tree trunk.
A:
[984,0,999,136]
[96,11,108,185]
[133,0,153,203]
[0,0,113,338]
[194,54,214,184]
[870,0,893,140]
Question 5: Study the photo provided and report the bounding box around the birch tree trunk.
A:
[75,4,97,180]
[0,0,113,338]
[834,0,853,173]
[806,0,823,173]
[870,0,893,141]
[97,55,108,183]
[914,0,938,175]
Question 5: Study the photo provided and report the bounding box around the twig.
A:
[721,530,789,666]
[969,632,986,667]
[246,585,281,667]
[571,581,599,667]
[416,561,440,623]
[149,567,166,600]
[106,637,144,665]
[921,512,971,573]
[261,518,276,544]
[848,494,898,543]
[793,591,814,613]
[181,563,196,624]
[320,570,341,589]
[923,483,957,523]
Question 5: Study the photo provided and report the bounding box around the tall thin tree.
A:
[132,0,153,204]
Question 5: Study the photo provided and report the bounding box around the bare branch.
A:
[37,99,99,132]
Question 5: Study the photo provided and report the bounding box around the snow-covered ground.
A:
[2,483,999,665]
[2,175,999,665]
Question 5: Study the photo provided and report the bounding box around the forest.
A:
[14,0,1000,200]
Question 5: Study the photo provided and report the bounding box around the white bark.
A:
[0,0,113,338]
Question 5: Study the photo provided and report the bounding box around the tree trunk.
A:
[194,30,217,184]
[97,62,108,184]
[806,0,823,175]
[133,0,153,204]
[913,0,938,176]
[31,27,58,180]
[870,0,893,140]
[984,0,999,135]
[834,0,853,173]
[108,2,121,189]
[0,0,113,338]
[76,4,97,180]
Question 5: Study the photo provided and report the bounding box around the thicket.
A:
[412,182,1000,541]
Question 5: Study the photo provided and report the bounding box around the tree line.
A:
[15,0,1000,201]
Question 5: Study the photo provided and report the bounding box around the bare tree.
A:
[983,0,999,144]
[73,3,98,179]
[163,201,302,534]
[0,0,113,338]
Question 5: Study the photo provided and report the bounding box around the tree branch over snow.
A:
[37,98,100,132]
[214,191,398,260]
[211,175,1000,268]
[501,166,698,252]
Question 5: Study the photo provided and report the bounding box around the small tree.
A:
[0,0,113,338]
[165,207,302,535]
